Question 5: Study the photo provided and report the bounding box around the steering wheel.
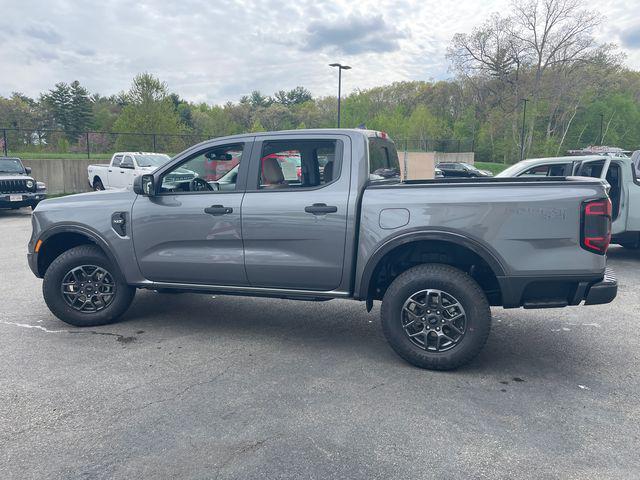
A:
[189,177,213,192]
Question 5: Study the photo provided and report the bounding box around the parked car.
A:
[0,156,46,210]
[88,152,173,190]
[436,162,492,178]
[29,129,616,370]
[497,155,640,249]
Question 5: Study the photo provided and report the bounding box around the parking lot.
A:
[0,207,639,479]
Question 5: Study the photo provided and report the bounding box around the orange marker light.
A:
[35,239,43,253]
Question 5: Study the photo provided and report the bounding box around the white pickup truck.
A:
[88,152,172,190]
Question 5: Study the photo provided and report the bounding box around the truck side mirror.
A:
[24,166,32,174]
[134,174,155,196]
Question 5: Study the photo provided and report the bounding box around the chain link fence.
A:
[398,138,475,153]
[0,127,208,158]
[0,127,476,159]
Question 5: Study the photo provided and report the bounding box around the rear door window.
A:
[257,140,339,189]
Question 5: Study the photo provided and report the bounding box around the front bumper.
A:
[0,192,46,209]
[584,267,617,305]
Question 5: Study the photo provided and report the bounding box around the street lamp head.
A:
[329,63,352,70]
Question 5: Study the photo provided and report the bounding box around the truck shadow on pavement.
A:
[114,289,608,378]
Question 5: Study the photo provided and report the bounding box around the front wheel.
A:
[381,264,491,370]
[43,245,135,327]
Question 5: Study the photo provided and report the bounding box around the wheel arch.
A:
[36,224,121,278]
[357,230,507,308]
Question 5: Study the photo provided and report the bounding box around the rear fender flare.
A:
[357,229,507,300]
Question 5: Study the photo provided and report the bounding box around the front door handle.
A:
[305,203,337,215]
[204,205,233,215]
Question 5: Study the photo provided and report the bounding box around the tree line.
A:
[1,0,639,163]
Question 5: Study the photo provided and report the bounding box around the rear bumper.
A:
[584,267,617,305]
[499,266,618,308]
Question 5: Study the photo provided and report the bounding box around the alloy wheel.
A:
[401,289,467,352]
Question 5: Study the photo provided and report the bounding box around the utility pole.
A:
[520,98,528,161]
[329,63,351,128]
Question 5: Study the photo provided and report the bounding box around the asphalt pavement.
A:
[1,207,639,479]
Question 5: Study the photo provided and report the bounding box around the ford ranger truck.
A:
[28,130,617,370]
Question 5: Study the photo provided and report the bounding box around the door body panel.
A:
[625,171,640,232]
[242,135,351,291]
[131,193,246,284]
[131,139,253,285]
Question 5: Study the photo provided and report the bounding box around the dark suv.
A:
[0,157,47,210]
[437,162,492,178]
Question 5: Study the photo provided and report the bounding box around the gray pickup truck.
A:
[27,129,617,370]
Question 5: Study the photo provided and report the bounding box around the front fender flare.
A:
[35,223,122,278]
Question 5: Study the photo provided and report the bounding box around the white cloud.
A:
[0,0,637,104]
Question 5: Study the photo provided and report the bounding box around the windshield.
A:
[0,158,25,173]
[496,162,529,177]
[135,154,170,167]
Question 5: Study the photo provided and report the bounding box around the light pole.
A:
[599,113,604,145]
[329,63,351,128]
[520,98,529,161]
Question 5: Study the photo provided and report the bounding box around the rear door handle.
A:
[305,203,337,215]
[204,205,233,215]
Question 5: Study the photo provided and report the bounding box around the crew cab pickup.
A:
[0,156,46,210]
[87,152,173,191]
[497,155,640,249]
[28,130,617,370]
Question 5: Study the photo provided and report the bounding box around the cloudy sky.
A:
[1,0,639,104]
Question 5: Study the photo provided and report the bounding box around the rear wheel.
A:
[93,178,105,191]
[43,245,135,327]
[381,264,491,370]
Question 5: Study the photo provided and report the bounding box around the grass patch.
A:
[475,162,509,175]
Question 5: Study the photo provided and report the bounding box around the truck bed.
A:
[356,174,610,307]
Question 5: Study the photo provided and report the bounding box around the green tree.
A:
[113,73,184,151]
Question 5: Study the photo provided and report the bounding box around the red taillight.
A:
[581,199,612,255]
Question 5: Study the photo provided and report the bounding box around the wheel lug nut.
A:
[442,319,445,323]
[436,327,440,331]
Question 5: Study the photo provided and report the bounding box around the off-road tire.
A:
[43,245,135,327]
[381,264,491,370]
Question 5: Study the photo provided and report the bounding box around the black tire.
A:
[43,245,135,327]
[93,178,105,191]
[620,234,640,250]
[381,264,491,370]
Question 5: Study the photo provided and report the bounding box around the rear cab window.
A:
[368,136,400,181]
